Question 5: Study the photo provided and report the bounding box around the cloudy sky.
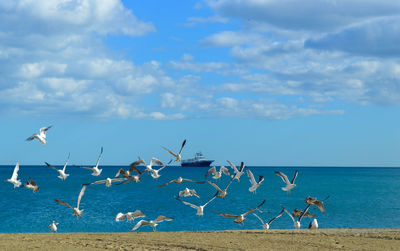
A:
[0,0,399,166]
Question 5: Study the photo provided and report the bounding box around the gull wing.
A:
[182,178,205,184]
[87,179,107,185]
[207,180,223,194]
[299,204,312,221]
[203,192,218,207]
[128,165,143,175]
[77,166,94,171]
[76,185,87,208]
[282,206,296,223]
[267,209,284,225]
[26,135,36,141]
[252,213,265,225]
[313,200,326,214]
[258,175,264,184]
[62,153,70,172]
[111,178,127,182]
[226,160,238,173]
[223,176,236,191]
[94,147,103,169]
[116,176,139,185]
[132,210,146,218]
[130,220,150,231]
[220,166,231,177]
[45,162,59,172]
[178,139,186,155]
[163,147,177,158]
[54,199,73,209]
[275,171,290,185]
[11,161,20,180]
[39,125,52,138]
[114,212,126,221]
[29,178,37,186]
[205,166,217,178]
[115,168,127,178]
[177,197,199,210]
[291,170,298,184]
[156,159,173,172]
[158,179,174,187]
[246,167,256,186]
[213,212,239,218]
[150,157,163,167]
[154,215,174,223]
[243,200,266,216]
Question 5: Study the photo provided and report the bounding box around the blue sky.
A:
[0,0,399,166]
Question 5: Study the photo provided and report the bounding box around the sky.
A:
[0,0,399,166]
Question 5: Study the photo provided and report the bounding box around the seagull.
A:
[48,221,59,232]
[292,208,315,218]
[26,125,52,145]
[305,196,327,214]
[213,200,266,225]
[158,176,205,187]
[115,210,146,222]
[130,216,174,232]
[252,208,284,230]
[205,166,232,180]
[282,204,310,229]
[5,161,21,188]
[309,219,319,229]
[178,188,200,198]
[23,178,39,193]
[115,160,144,178]
[176,192,217,216]
[135,157,164,174]
[206,177,235,199]
[226,160,245,182]
[246,167,264,193]
[163,139,186,162]
[274,170,298,192]
[84,177,127,187]
[54,185,87,218]
[151,159,173,179]
[45,153,70,181]
[77,147,103,176]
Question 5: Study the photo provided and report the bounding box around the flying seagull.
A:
[5,161,21,188]
[158,176,205,187]
[77,147,103,176]
[205,166,232,180]
[150,159,173,179]
[26,125,52,145]
[115,161,144,178]
[252,208,284,230]
[206,177,235,199]
[48,221,59,232]
[163,139,186,162]
[246,167,264,193]
[135,157,164,174]
[178,187,200,198]
[274,170,298,192]
[213,200,266,225]
[23,178,39,193]
[292,208,315,218]
[115,210,146,222]
[45,153,70,180]
[84,177,127,187]
[282,204,310,229]
[54,185,87,218]
[305,196,328,214]
[176,192,217,216]
[226,160,245,182]
[130,216,174,232]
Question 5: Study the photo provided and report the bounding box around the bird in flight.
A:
[26,125,52,145]
[163,139,186,162]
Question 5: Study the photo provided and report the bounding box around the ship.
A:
[181,152,214,167]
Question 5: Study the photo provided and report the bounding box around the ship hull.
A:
[181,160,214,167]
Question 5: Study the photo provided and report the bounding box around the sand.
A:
[0,229,399,250]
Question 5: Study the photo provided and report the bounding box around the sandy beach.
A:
[0,229,399,251]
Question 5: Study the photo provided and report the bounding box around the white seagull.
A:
[26,125,52,145]
[176,192,217,216]
[158,176,205,187]
[253,208,284,230]
[150,159,172,179]
[130,216,174,232]
[135,157,164,174]
[115,161,143,178]
[45,153,70,181]
[282,204,310,229]
[54,185,87,219]
[48,221,59,232]
[275,170,298,192]
[205,166,232,180]
[115,210,146,222]
[214,200,266,225]
[5,161,21,188]
[226,160,245,182]
[77,147,103,176]
[163,139,186,162]
[178,187,200,198]
[84,177,127,187]
[23,178,39,193]
[206,177,235,199]
[246,167,264,193]
[309,219,319,229]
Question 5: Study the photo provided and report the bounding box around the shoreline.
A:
[1,229,399,250]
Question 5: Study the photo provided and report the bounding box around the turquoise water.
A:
[1,165,399,232]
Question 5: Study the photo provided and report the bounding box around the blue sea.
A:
[1,165,399,233]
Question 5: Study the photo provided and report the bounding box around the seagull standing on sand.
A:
[45,153,70,180]
[246,167,264,193]
[5,161,21,188]
[227,161,245,182]
[176,192,217,216]
[309,218,319,229]
[23,178,39,193]
[282,205,310,229]
[214,200,266,225]
[275,170,298,192]
[26,125,52,145]
[163,139,186,162]
[115,210,146,222]
[77,147,103,176]
[84,177,127,187]
[54,185,87,218]
[205,166,232,180]
[158,176,205,187]
[130,216,174,232]
[48,221,59,232]
[253,208,284,230]
[178,188,200,198]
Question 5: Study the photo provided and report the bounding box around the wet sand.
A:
[0,229,399,250]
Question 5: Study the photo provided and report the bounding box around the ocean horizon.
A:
[1,165,399,233]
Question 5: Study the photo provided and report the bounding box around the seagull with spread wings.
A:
[213,200,266,225]
[158,176,205,187]
[163,139,186,162]
[23,178,39,193]
[54,185,87,218]
[5,161,21,188]
[45,153,70,181]
[176,192,217,216]
[205,166,232,180]
[206,177,235,199]
[253,208,284,230]
[48,220,59,232]
[274,170,298,192]
[115,210,146,222]
[115,160,144,178]
[130,216,174,232]
[178,187,200,198]
[84,177,127,187]
[150,159,173,179]
[26,125,52,145]
[226,160,245,182]
[246,167,264,193]
[292,208,315,218]
[305,196,328,214]
[77,147,103,176]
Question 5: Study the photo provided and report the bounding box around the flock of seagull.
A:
[5,126,329,232]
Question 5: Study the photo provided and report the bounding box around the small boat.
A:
[181,152,214,167]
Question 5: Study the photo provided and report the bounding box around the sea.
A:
[0,165,399,233]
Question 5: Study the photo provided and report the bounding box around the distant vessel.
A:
[181,152,214,167]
